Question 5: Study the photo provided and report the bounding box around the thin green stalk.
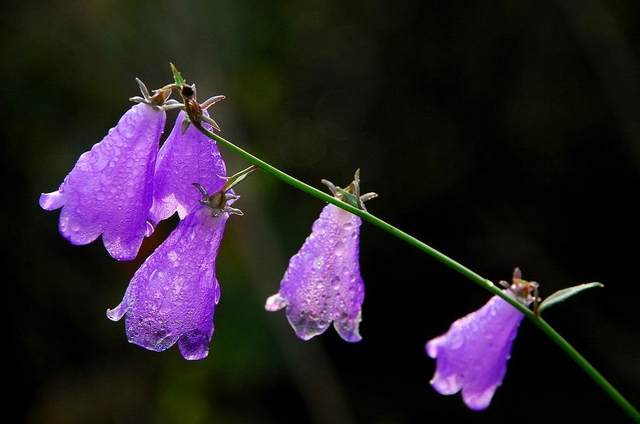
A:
[194,123,640,422]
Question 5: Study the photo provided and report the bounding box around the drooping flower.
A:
[266,170,377,342]
[107,167,255,360]
[39,79,181,261]
[425,268,537,410]
[149,104,226,225]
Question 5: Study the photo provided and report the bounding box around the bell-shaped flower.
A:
[425,268,537,410]
[107,167,255,360]
[39,79,182,260]
[266,170,377,342]
[149,94,226,225]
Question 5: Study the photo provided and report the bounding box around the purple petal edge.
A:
[40,103,165,260]
[425,291,525,410]
[107,205,227,360]
[266,204,365,342]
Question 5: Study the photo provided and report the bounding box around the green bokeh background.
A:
[3,1,639,423]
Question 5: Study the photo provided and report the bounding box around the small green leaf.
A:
[170,62,185,85]
[538,282,603,314]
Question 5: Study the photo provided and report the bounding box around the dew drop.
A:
[92,152,109,172]
[149,270,159,285]
[214,284,221,304]
[167,250,179,267]
[154,329,168,340]
[334,241,345,256]
[312,220,324,234]
[331,275,341,290]
[124,124,136,139]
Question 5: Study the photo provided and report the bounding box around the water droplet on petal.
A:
[214,284,221,304]
[331,275,341,290]
[167,250,179,267]
[92,152,109,172]
[124,124,136,139]
[312,220,324,234]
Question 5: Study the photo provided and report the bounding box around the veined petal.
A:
[149,111,227,224]
[107,205,227,360]
[266,204,365,342]
[40,103,165,260]
[425,290,525,410]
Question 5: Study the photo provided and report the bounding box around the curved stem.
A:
[193,123,640,422]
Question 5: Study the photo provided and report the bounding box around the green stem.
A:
[194,123,640,422]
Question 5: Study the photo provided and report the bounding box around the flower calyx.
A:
[192,165,259,217]
[321,169,378,211]
[129,78,183,111]
[170,63,225,134]
[499,267,540,308]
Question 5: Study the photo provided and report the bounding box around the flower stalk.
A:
[187,119,639,422]
[166,64,639,420]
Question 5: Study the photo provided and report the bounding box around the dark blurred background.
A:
[3,0,639,423]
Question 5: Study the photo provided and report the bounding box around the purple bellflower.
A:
[107,167,254,360]
[149,91,226,225]
[425,268,537,410]
[39,79,182,260]
[266,170,377,342]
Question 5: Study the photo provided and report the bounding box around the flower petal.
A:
[40,103,165,260]
[149,110,226,224]
[107,205,227,360]
[39,190,66,210]
[425,291,524,410]
[266,204,365,342]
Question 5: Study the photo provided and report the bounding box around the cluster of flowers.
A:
[40,72,537,409]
